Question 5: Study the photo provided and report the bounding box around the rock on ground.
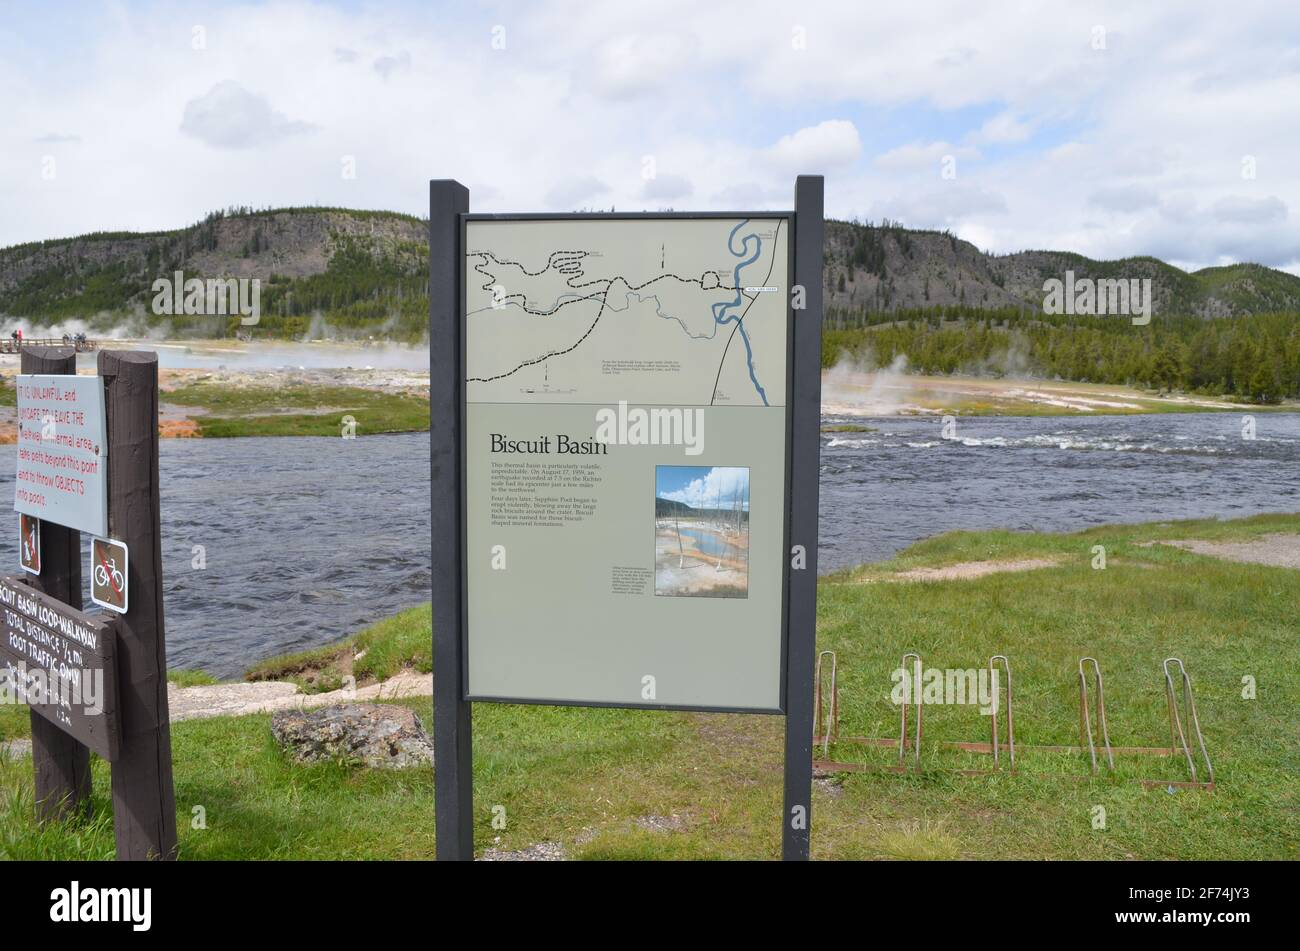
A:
[271,703,433,769]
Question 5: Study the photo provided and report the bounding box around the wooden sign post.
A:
[99,350,177,861]
[12,347,176,859]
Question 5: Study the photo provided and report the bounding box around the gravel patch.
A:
[1,739,32,759]
[168,670,431,722]
[845,557,1062,584]
[633,813,689,833]
[1156,534,1300,570]
[480,841,568,861]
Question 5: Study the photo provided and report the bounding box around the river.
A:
[0,411,1295,677]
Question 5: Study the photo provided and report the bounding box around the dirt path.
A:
[1153,534,1300,569]
[167,669,431,722]
[841,557,1062,584]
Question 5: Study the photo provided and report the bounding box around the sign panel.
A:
[90,537,129,614]
[0,576,119,760]
[464,216,791,710]
[19,514,40,575]
[13,374,108,536]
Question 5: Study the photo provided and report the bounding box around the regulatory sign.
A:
[18,514,39,575]
[462,215,792,711]
[90,536,128,614]
[0,575,120,759]
[13,374,108,536]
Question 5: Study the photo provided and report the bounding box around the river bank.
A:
[2,340,1293,443]
[1,513,1294,860]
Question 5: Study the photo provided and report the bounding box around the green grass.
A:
[245,603,431,692]
[162,382,429,437]
[1,514,1295,859]
[168,670,220,688]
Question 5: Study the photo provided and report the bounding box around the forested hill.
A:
[2,207,1299,342]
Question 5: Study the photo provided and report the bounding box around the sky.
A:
[658,466,749,511]
[2,0,1298,274]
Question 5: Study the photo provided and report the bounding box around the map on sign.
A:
[465,218,788,407]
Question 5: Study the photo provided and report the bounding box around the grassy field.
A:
[162,382,428,437]
[1,514,1295,860]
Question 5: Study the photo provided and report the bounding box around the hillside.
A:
[0,207,429,341]
[2,207,1298,344]
[823,220,1300,318]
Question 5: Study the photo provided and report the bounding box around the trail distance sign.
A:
[0,576,120,760]
[13,374,108,536]
[462,215,792,711]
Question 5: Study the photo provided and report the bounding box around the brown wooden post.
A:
[98,350,177,860]
[19,346,91,819]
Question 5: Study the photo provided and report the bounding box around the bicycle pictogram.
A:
[90,536,129,613]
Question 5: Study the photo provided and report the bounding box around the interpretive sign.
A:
[433,177,824,861]
[463,215,792,711]
[13,374,108,536]
[0,575,119,760]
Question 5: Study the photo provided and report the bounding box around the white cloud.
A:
[0,0,1297,272]
[546,176,610,209]
[766,120,862,173]
[660,467,749,511]
[591,33,694,99]
[1212,195,1287,224]
[971,111,1032,145]
[642,173,692,201]
[179,80,317,150]
[1087,185,1161,212]
[875,141,978,171]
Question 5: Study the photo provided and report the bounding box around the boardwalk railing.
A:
[0,336,98,354]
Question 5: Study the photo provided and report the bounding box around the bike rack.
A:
[813,650,838,759]
[1163,657,1214,786]
[989,655,1015,771]
[898,652,922,768]
[809,654,1214,791]
[1078,657,1115,772]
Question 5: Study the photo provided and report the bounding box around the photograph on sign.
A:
[654,465,750,599]
[18,513,40,575]
[12,374,108,537]
[90,536,129,614]
[464,216,791,711]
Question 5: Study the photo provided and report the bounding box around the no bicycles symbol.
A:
[19,514,39,575]
[90,536,128,614]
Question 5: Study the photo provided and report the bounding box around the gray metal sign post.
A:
[430,177,823,860]
[784,175,824,859]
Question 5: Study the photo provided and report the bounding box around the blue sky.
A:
[657,466,749,510]
[2,0,1298,273]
